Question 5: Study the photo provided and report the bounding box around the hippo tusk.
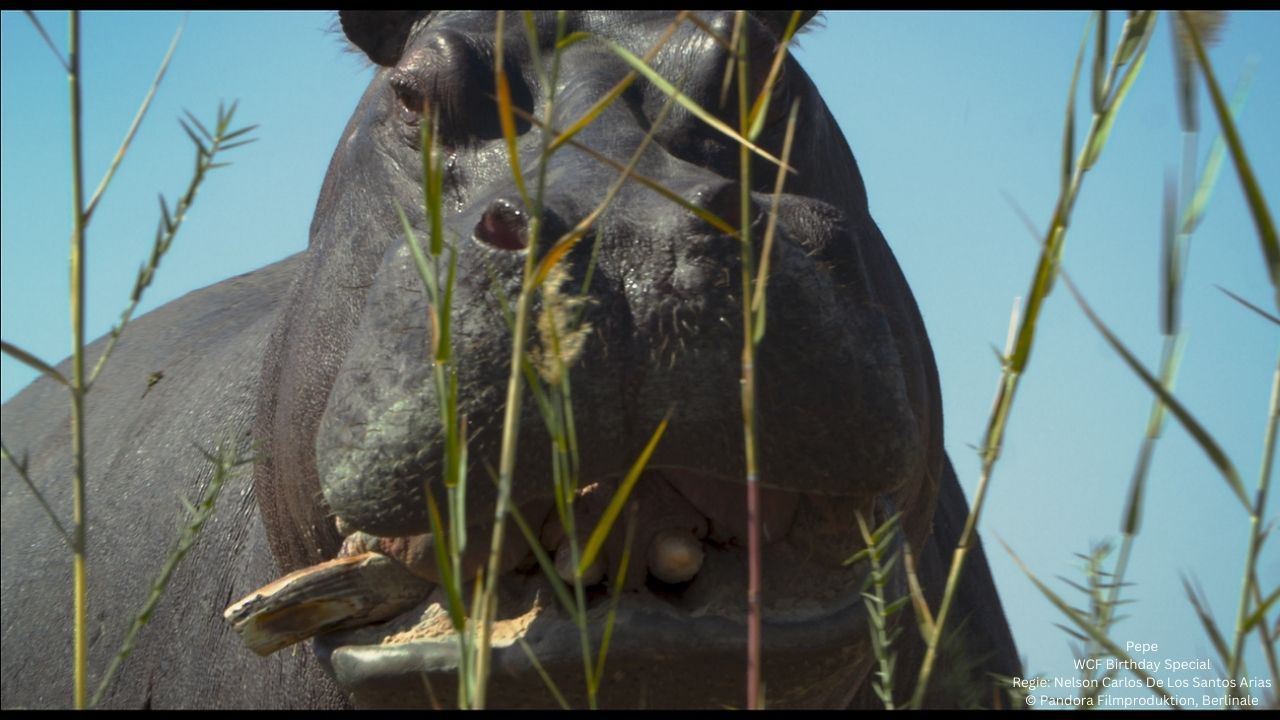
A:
[647,529,704,584]
[223,552,431,656]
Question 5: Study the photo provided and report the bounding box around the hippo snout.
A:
[317,172,924,540]
[269,9,948,709]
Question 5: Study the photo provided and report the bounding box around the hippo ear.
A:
[339,10,425,66]
[752,11,820,37]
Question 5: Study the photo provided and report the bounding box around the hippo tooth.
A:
[647,529,705,584]
[554,540,603,586]
[223,552,431,656]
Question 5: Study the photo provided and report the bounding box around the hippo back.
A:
[0,255,346,708]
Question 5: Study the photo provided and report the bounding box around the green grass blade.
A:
[397,202,439,300]
[438,238,459,364]
[494,13,529,206]
[1,439,72,548]
[578,415,669,576]
[1181,61,1255,236]
[548,71,635,155]
[1160,173,1181,336]
[1061,272,1250,510]
[506,499,577,616]
[1242,584,1278,634]
[532,88,680,289]
[23,11,70,71]
[90,440,246,707]
[84,19,183,222]
[1091,11,1108,115]
[1,340,68,387]
[1183,576,1232,669]
[554,30,592,51]
[177,119,208,157]
[418,110,445,257]
[548,15,687,154]
[520,12,549,92]
[885,596,911,617]
[1115,11,1155,67]
[510,99,739,247]
[1081,19,1154,171]
[1001,539,1182,704]
[902,544,935,641]
[1216,285,1280,325]
[425,490,467,632]
[1122,336,1185,537]
[751,99,800,344]
[594,36,789,173]
[516,638,571,710]
[1179,11,1279,309]
[182,109,213,142]
[1173,11,1228,132]
[591,507,637,696]
[745,10,804,141]
[1062,14,1092,192]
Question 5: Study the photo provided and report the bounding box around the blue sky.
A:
[2,11,1277,706]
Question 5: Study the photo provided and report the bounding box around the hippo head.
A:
[250,10,943,709]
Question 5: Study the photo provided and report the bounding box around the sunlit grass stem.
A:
[473,10,567,706]
[910,11,1157,708]
[0,13,255,708]
[1175,12,1278,701]
[67,10,88,709]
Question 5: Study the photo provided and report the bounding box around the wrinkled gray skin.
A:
[1,11,1018,709]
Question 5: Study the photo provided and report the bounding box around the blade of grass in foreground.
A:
[1180,61,1255,236]
[471,12,546,702]
[1178,11,1278,310]
[1001,539,1182,707]
[90,440,249,706]
[590,507,638,698]
[1061,270,1268,705]
[1087,60,1254,697]
[67,12,89,706]
[547,13,688,155]
[1217,285,1280,325]
[87,103,257,389]
[593,35,791,174]
[730,12,761,706]
[509,104,739,240]
[578,416,668,576]
[0,340,68,387]
[1060,271,1249,510]
[83,20,184,223]
[0,440,72,548]
[909,13,1158,708]
[516,638,571,710]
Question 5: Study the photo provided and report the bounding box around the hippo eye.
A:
[389,73,424,126]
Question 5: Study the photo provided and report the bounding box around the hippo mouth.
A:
[229,467,897,709]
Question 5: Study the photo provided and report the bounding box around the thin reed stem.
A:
[911,12,1157,707]
[66,10,88,709]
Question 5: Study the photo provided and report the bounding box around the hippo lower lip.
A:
[310,471,896,709]
[315,593,872,710]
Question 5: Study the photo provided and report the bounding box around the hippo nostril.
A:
[474,198,529,252]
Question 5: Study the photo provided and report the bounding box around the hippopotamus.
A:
[1,11,1018,709]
